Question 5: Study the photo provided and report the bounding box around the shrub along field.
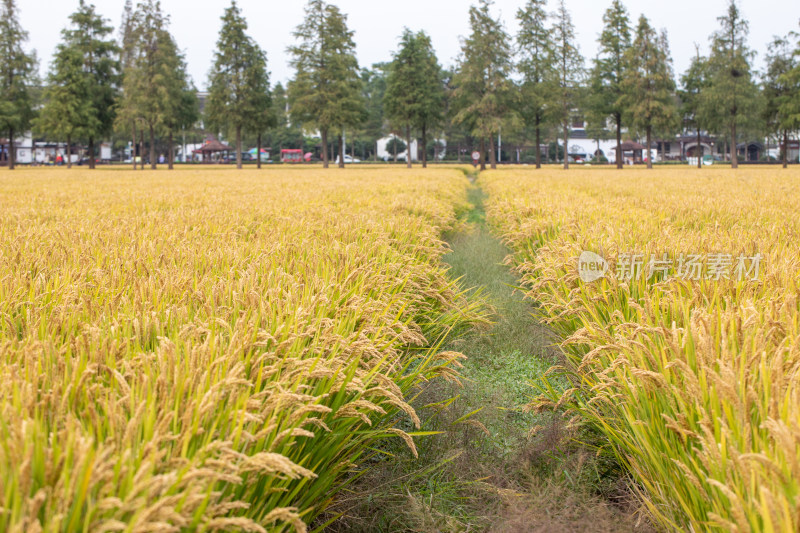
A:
[0,167,484,532]
[482,167,800,532]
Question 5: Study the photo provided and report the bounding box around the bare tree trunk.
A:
[132,122,137,170]
[321,128,329,168]
[8,128,14,170]
[406,125,412,169]
[457,142,462,163]
[338,134,345,168]
[421,124,428,168]
[563,123,569,170]
[535,119,541,169]
[393,136,398,163]
[646,126,653,170]
[235,125,242,169]
[697,127,702,169]
[489,134,497,169]
[88,137,95,169]
[168,129,174,170]
[139,130,144,170]
[615,113,623,169]
[731,123,738,168]
[479,137,486,171]
[149,123,156,170]
[66,134,72,169]
[257,133,262,169]
[783,130,788,169]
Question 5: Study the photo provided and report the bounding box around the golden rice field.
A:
[0,167,484,532]
[482,167,800,532]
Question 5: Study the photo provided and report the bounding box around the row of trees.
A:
[1,0,799,170]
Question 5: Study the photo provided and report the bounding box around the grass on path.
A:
[326,179,650,532]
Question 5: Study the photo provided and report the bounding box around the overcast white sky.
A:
[18,0,800,90]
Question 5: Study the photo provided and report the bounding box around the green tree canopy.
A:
[0,0,38,170]
[701,0,760,168]
[206,1,272,169]
[680,46,710,168]
[288,0,365,168]
[117,0,193,170]
[37,0,119,168]
[385,28,445,168]
[587,0,631,168]
[621,16,678,169]
[36,45,93,168]
[764,33,800,167]
[516,0,556,168]
[452,0,516,170]
[360,64,388,160]
[550,0,584,169]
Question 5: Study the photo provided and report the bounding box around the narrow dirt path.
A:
[328,175,648,532]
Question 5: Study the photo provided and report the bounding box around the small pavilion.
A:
[614,140,645,164]
[193,136,231,163]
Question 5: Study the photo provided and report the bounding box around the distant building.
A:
[376,134,419,162]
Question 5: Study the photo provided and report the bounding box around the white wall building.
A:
[376,134,418,162]
[375,134,446,162]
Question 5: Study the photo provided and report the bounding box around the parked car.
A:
[335,155,361,164]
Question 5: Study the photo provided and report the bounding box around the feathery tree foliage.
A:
[264,82,301,155]
[288,0,365,168]
[516,0,556,169]
[550,0,584,170]
[621,16,678,169]
[117,0,194,170]
[680,46,710,168]
[385,28,445,168]
[37,0,119,169]
[36,46,92,169]
[453,0,516,170]
[702,0,759,168]
[587,0,631,168]
[206,1,272,169]
[0,0,37,170]
[764,34,800,167]
[118,0,139,168]
[360,64,388,161]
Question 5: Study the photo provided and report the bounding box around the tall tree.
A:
[361,65,388,161]
[587,0,631,169]
[516,0,556,169]
[621,17,678,169]
[702,0,759,168]
[0,0,37,170]
[35,45,92,169]
[40,1,119,169]
[385,28,445,169]
[288,0,365,169]
[206,1,272,170]
[117,0,190,170]
[551,0,584,170]
[119,0,138,168]
[763,34,800,168]
[452,0,515,170]
[162,58,197,170]
[680,45,710,169]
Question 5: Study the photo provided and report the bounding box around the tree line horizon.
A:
[0,0,798,171]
